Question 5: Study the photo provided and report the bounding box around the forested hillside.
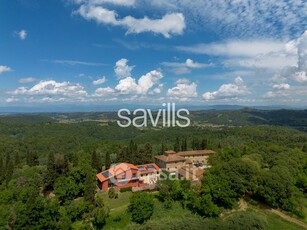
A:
[0,112,307,229]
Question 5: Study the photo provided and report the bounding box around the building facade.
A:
[155,149,215,180]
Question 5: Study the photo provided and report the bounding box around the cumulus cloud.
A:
[18,77,37,83]
[0,66,12,75]
[75,4,185,38]
[273,83,290,90]
[93,87,115,96]
[167,78,197,102]
[92,76,106,85]
[162,58,213,74]
[5,97,19,103]
[269,31,307,84]
[203,76,250,101]
[114,58,134,78]
[115,70,164,95]
[115,77,138,94]
[9,80,88,98]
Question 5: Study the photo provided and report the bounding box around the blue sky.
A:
[0,0,306,109]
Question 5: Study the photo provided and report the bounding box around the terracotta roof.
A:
[136,163,160,175]
[177,150,216,157]
[164,150,176,155]
[178,166,204,180]
[185,159,192,164]
[155,154,186,163]
[96,162,138,182]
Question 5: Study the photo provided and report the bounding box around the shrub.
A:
[120,187,132,193]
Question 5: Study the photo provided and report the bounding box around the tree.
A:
[92,196,109,229]
[128,192,154,224]
[5,159,14,185]
[201,138,208,150]
[174,137,180,152]
[93,207,108,229]
[108,188,116,199]
[0,154,4,183]
[181,138,187,151]
[105,152,111,169]
[54,176,79,204]
[84,170,96,204]
[142,143,153,163]
[44,152,56,191]
[193,194,220,217]
[161,143,166,155]
[91,151,101,172]
[302,144,307,153]
[14,151,20,166]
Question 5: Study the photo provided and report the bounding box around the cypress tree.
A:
[84,170,96,204]
[0,154,3,183]
[161,143,166,155]
[5,159,14,185]
[174,137,180,152]
[91,151,101,172]
[201,138,208,150]
[143,143,153,163]
[44,152,56,191]
[14,151,20,166]
[105,152,111,169]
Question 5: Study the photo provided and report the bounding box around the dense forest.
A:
[0,111,307,229]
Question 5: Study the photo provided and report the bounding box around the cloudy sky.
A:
[0,0,306,109]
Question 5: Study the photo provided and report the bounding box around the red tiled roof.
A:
[176,150,216,157]
[136,163,160,175]
[164,150,176,155]
[96,162,138,182]
[155,154,186,163]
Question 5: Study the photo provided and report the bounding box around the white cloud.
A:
[92,76,106,85]
[167,78,197,101]
[147,0,306,38]
[115,70,164,95]
[93,87,115,96]
[18,77,37,83]
[114,58,134,78]
[273,83,290,90]
[76,4,185,38]
[270,31,307,84]
[9,80,88,98]
[293,71,307,83]
[53,59,105,66]
[138,70,164,94]
[16,30,27,40]
[203,76,250,101]
[71,0,135,6]
[162,58,213,74]
[0,66,12,75]
[115,77,138,94]
[177,41,285,57]
[5,97,19,103]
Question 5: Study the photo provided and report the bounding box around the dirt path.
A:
[267,208,307,229]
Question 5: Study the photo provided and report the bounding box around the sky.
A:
[0,0,306,110]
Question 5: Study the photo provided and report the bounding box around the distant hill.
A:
[191,109,307,131]
[0,109,307,131]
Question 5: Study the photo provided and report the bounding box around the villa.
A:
[96,162,160,191]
